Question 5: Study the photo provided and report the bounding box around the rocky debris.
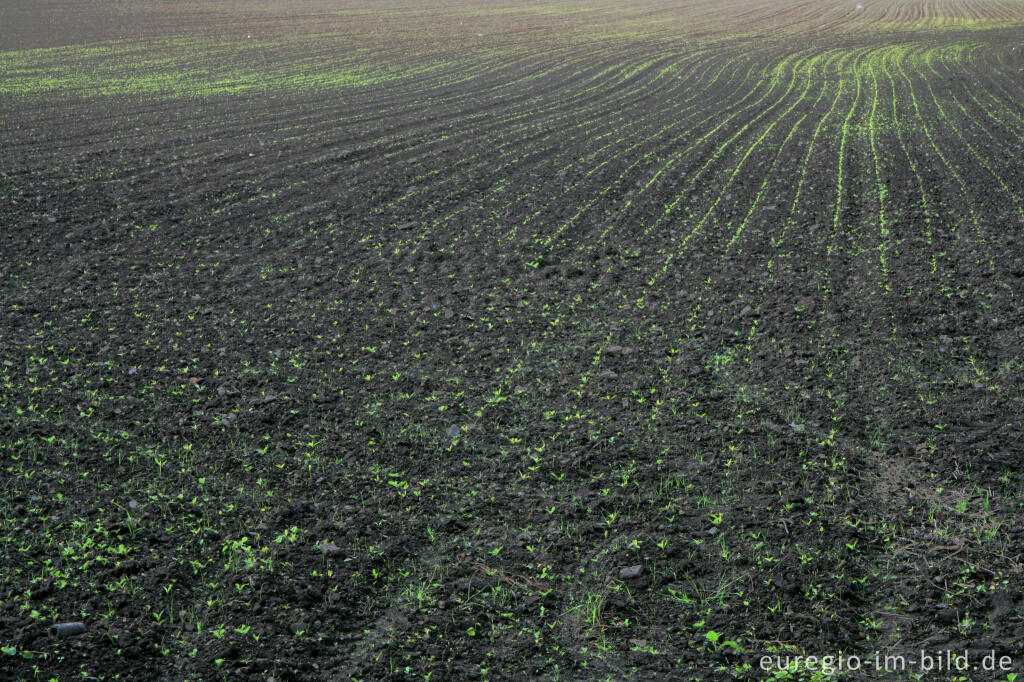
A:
[619,565,644,580]
[49,622,86,638]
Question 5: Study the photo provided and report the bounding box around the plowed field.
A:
[3,1,1024,679]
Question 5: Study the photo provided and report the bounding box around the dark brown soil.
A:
[2,1,1024,680]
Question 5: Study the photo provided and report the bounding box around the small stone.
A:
[598,370,618,379]
[739,305,753,317]
[936,608,958,625]
[49,622,87,638]
[619,565,644,579]
[128,500,139,510]
[446,425,461,438]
